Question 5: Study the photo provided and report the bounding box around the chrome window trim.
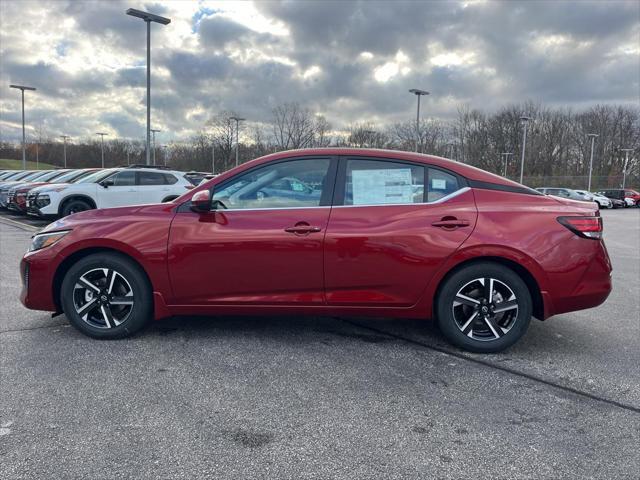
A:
[333,186,470,209]
[211,205,331,212]
[202,187,470,212]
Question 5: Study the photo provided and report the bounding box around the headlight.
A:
[29,230,71,252]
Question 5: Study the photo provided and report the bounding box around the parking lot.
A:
[1,208,638,479]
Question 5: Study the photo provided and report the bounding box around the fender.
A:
[51,234,173,302]
[415,243,550,319]
[58,194,97,214]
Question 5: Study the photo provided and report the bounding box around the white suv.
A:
[27,167,193,218]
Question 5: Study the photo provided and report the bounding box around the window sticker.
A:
[352,168,414,205]
[431,178,447,190]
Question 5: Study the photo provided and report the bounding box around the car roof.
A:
[213,148,529,189]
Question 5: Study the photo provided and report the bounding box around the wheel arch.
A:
[432,256,545,321]
[58,194,97,216]
[52,246,152,313]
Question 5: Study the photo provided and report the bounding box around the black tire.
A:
[436,262,532,353]
[60,253,152,339]
[61,198,93,217]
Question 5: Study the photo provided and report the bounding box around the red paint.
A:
[20,149,612,324]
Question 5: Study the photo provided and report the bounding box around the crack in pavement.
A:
[341,318,640,415]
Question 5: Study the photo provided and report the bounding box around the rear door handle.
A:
[432,219,470,228]
[284,225,322,234]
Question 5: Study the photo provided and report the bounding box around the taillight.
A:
[557,216,603,239]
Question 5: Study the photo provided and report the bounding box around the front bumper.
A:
[20,253,58,313]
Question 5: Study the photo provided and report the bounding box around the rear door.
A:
[97,170,139,207]
[137,171,171,204]
[324,157,477,307]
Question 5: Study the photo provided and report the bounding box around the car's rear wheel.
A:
[60,253,152,339]
[61,199,92,217]
[436,262,532,353]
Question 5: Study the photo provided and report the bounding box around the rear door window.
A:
[112,171,136,186]
[343,159,425,206]
[427,168,460,202]
[138,171,167,185]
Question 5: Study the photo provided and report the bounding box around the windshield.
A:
[37,170,69,182]
[18,171,49,182]
[6,171,36,181]
[52,169,91,183]
[0,171,22,180]
[76,169,119,184]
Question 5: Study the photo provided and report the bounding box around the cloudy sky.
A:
[0,0,638,145]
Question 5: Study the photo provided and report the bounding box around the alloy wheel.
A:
[72,268,135,329]
[452,277,519,341]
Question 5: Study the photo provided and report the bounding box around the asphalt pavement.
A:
[1,209,638,479]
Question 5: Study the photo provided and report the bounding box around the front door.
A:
[324,157,478,307]
[168,157,336,305]
[97,170,139,207]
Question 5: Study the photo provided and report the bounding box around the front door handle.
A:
[432,218,470,228]
[284,225,322,235]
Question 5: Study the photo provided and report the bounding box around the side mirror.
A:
[190,189,211,213]
[100,179,114,188]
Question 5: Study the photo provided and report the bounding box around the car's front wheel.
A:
[60,253,152,339]
[61,199,92,217]
[436,262,532,353]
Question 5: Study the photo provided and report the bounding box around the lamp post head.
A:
[409,89,429,96]
[10,84,36,91]
[230,116,246,122]
[587,133,599,139]
[519,116,530,123]
[126,8,171,25]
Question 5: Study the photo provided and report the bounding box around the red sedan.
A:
[20,149,612,352]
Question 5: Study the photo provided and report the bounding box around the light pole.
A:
[230,116,245,167]
[519,116,530,184]
[501,152,513,177]
[126,8,171,166]
[60,135,70,168]
[409,89,429,153]
[151,128,161,165]
[211,140,216,174]
[620,148,634,189]
[96,132,108,168]
[9,84,36,169]
[587,133,599,191]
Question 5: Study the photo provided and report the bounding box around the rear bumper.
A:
[544,240,612,318]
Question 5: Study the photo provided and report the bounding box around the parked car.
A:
[20,149,612,353]
[184,171,211,186]
[0,171,52,208]
[27,166,194,218]
[6,169,72,212]
[535,187,592,202]
[597,188,640,207]
[25,169,100,215]
[587,192,613,209]
[0,170,34,187]
[0,170,25,181]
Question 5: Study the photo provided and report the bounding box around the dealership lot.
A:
[1,209,638,478]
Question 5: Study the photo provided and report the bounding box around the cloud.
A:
[0,0,638,143]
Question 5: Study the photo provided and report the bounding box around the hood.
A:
[30,182,70,194]
[15,182,47,192]
[43,203,176,232]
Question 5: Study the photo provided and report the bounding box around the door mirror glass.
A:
[191,190,211,212]
[100,179,114,188]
